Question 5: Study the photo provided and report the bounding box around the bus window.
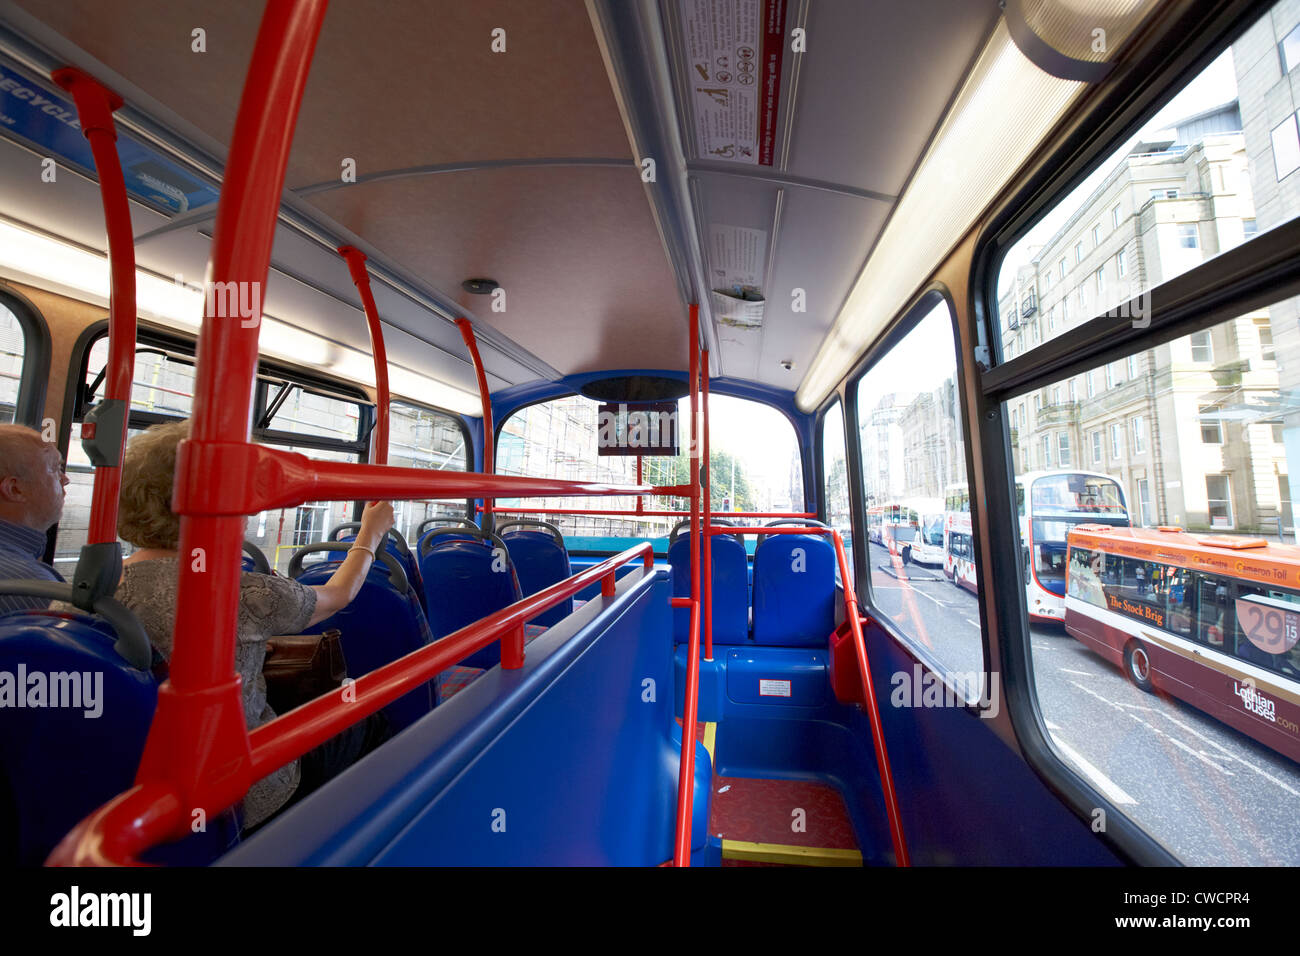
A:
[854,297,977,686]
[1195,576,1229,648]
[497,392,802,551]
[388,399,471,540]
[821,400,852,584]
[0,302,25,424]
[1231,582,1300,679]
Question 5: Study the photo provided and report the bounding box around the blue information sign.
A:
[0,60,219,214]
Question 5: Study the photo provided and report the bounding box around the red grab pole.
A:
[51,68,134,545]
[701,349,713,662]
[457,318,493,521]
[338,246,389,465]
[672,304,703,866]
[133,0,331,836]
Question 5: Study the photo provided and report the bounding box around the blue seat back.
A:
[420,538,521,669]
[501,530,572,627]
[332,531,425,612]
[668,533,749,645]
[0,610,235,865]
[752,533,837,646]
[293,557,435,733]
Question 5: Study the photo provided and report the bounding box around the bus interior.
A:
[0,0,1299,872]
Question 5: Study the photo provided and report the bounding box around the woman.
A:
[115,419,395,828]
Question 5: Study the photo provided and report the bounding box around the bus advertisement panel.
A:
[1065,524,1300,764]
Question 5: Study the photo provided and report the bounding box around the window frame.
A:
[0,287,52,429]
[968,0,1288,868]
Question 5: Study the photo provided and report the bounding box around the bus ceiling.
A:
[0,1,1173,405]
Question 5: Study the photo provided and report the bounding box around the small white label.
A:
[759,678,792,698]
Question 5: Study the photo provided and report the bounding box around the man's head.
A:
[0,424,68,532]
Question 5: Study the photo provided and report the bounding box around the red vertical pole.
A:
[701,349,713,662]
[134,0,330,821]
[338,246,389,465]
[457,318,493,522]
[51,69,133,545]
[673,304,702,866]
[636,455,643,516]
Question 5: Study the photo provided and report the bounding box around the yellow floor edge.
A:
[702,722,716,763]
[720,839,863,867]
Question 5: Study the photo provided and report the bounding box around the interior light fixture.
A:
[795,1,1159,412]
[0,218,483,416]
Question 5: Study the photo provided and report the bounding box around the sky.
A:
[996,48,1240,298]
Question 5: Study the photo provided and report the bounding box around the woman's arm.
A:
[306,500,396,626]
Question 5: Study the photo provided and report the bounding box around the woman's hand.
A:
[357,500,395,551]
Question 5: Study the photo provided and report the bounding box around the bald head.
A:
[0,424,68,531]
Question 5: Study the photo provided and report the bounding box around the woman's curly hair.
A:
[118,419,191,549]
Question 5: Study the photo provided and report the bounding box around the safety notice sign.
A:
[680,0,786,165]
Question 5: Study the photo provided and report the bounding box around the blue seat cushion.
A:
[752,534,837,646]
[668,534,749,645]
[420,540,521,669]
[502,531,573,627]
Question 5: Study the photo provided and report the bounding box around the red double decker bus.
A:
[1065,525,1300,764]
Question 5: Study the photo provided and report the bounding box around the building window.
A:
[1076,285,1086,316]
[1266,420,1284,444]
[1059,258,1067,279]
[1058,432,1071,466]
[1117,247,1127,277]
[1075,240,1084,264]
[1091,430,1102,464]
[1178,223,1199,249]
[1043,271,1051,290]
[1092,224,1101,246]
[1206,475,1233,529]
[1110,423,1122,459]
[1086,369,1096,398]
[1034,394,1042,414]
[0,303,26,425]
[1127,354,1138,378]
[1256,318,1275,362]
[1096,266,1105,296]
[1052,385,1062,405]
[1190,330,1213,363]
[1042,434,1053,467]
[1047,307,1056,332]
[1243,218,1258,237]
[1283,22,1300,75]
[1137,478,1152,527]
[1132,416,1146,454]
[1105,363,1115,388]
[1271,113,1300,180]
[1068,378,1076,402]
[1200,405,1223,444]
[1112,204,1122,229]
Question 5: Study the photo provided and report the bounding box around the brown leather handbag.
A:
[262,628,348,714]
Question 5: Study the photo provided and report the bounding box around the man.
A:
[0,424,69,611]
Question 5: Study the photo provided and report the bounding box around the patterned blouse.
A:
[115,558,318,829]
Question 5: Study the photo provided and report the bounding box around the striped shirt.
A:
[0,518,63,612]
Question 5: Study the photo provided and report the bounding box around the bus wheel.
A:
[1123,641,1154,693]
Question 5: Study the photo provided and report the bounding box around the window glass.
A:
[1014,296,1300,864]
[387,400,470,543]
[997,7,1300,358]
[0,302,24,424]
[854,299,977,684]
[60,337,368,574]
[821,401,853,584]
[496,392,803,549]
[1283,22,1300,73]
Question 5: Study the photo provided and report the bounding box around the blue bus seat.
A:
[289,543,434,733]
[0,602,237,866]
[330,523,424,612]
[498,519,573,628]
[420,528,522,671]
[667,521,749,645]
[415,517,480,558]
[752,521,837,647]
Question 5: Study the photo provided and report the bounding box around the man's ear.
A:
[0,475,25,503]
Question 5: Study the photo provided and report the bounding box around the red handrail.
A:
[479,507,816,518]
[457,318,493,521]
[671,304,703,866]
[50,543,656,865]
[704,523,910,866]
[701,348,713,662]
[337,246,389,465]
[50,68,134,545]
